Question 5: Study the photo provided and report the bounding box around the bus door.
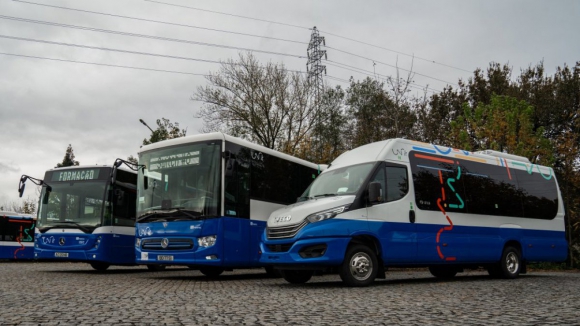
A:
[366,163,417,263]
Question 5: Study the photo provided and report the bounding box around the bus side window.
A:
[386,166,408,202]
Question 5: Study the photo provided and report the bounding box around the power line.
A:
[0,34,232,64]
[320,30,471,73]
[326,50,457,86]
[0,34,309,75]
[0,52,208,76]
[143,0,311,31]
[10,0,308,46]
[0,15,305,59]
[325,60,440,93]
[143,0,470,74]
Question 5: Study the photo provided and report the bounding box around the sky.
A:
[0,0,578,209]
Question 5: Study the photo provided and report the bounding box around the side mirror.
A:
[368,182,382,204]
[18,175,27,197]
[143,176,149,190]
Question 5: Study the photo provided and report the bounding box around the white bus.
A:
[260,139,568,286]
[135,132,322,276]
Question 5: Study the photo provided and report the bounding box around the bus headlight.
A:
[306,205,350,223]
[198,235,217,248]
[135,238,141,248]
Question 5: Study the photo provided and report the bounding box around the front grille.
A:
[266,243,293,252]
[142,238,194,250]
[267,219,308,239]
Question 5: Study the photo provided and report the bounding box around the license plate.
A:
[55,252,69,258]
[157,255,174,261]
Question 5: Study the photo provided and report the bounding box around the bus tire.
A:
[90,262,110,271]
[499,246,521,279]
[280,270,313,284]
[199,266,224,278]
[429,266,457,279]
[339,244,378,287]
[147,264,166,271]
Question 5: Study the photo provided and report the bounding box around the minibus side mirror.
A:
[368,182,382,204]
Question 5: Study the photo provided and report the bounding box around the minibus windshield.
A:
[300,163,374,199]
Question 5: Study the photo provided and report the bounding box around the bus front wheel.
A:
[199,266,224,278]
[280,270,313,284]
[339,244,378,287]
[90,262,110,271]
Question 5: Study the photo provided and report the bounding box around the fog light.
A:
[198,235,217,248]
[205,255,218,260]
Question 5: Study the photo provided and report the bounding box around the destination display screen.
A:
[48,168,107,182]
[148,150,200,171]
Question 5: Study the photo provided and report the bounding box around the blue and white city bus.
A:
[20,160,149,271]
[0,211,35,260]
[135,132,321,277]
[260,139,568,286]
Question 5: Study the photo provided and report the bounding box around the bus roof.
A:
[325,138,552,173]
[138,132,322,169]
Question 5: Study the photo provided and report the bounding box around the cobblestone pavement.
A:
[1,262,579,325]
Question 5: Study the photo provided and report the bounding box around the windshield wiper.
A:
[314,193,338,198]
[297,196,314,202]
[44,221,92,234]
[137,208,206,223]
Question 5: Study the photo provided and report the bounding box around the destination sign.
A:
[51,169,100,182]
[149,150,200,171]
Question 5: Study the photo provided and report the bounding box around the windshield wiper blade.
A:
[172,208,204,220]
[137,212,167,223]
[297,196,314,202]
[314,193,337,198]
[52,221,92,233]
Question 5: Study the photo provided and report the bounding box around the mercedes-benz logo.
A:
[161,238,169,249]
[59,237,65,246]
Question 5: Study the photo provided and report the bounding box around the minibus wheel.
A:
[280,270,313,284]
[90,262,110,271]
[499,246,521,279]
[339,244,378,287]
[200,266,224,278]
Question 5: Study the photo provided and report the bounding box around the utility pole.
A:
[306,26,327,160]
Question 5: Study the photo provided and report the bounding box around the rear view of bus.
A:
[32,165,137,270]
[0,211,35,260]
[135,132,319,276]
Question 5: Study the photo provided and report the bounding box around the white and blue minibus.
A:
[134,132,321,276]
[260,138,568,286]
[0,211,35,260]
[21,160,145,271]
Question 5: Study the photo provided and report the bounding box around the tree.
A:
[450,94,552,164]
[56,144,79,168]
[126,155,138,165]
[142,118,187,145]
[344,77,416,149]
[194,53,317,155]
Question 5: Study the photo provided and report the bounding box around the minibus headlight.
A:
[135,238,141,248]
[198,235,217,248]
[306,205,350,223]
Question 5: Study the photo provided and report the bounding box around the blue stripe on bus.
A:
[260,219,567,266]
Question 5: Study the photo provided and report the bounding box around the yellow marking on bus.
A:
[454,155,488,163]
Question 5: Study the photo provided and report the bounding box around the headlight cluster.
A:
[306,205,350,223]
[135,238,141,248]
[94,236,102,249]
[198,235,217,248]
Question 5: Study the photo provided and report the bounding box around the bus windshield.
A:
[37,180,108,229]
[137,142,221,218]
[300,162,375,200]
